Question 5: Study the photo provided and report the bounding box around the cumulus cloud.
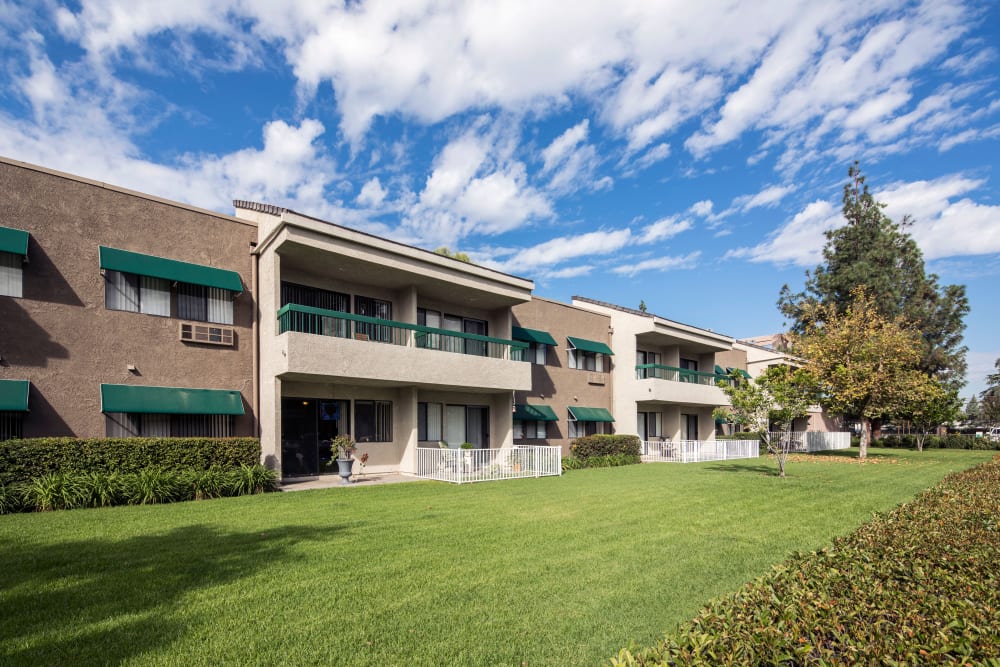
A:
[612,251,702,277]
[490,228,632,274]
[638,216,692,244]
[732,184,796,212]
[726,200,840,266]
[356,177,388,207]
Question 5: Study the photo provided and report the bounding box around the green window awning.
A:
[715,364,727,375]
[101,384,245,415]
[738,369,752,379]
[566,336,614,356]
[512,326,558,346]
[0,226,29,256]
[568,406,615,422]
[0,379,29,411]
[99,246,243,293]
[513,404,558,421]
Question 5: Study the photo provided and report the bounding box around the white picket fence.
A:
[641,439,759,463]
[415,445,562,484]
[770,431,851,452]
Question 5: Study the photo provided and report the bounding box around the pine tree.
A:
[779,163,969,395]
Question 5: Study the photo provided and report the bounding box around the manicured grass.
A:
[0,448,993,666]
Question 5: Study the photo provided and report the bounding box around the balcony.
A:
[634,364,730,406]
[275,304,531,391]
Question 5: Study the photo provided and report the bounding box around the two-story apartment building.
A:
[572,297,735,443]
[233,201,534,477]
[511,297,615,454]
[0,157,257,441]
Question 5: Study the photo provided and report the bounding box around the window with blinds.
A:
[0,251,23,298]
[105,413,234,437]
[106,270,233,324]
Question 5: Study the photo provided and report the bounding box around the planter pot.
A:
[336,458,354,484]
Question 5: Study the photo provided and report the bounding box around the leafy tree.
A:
[639,300,648,313]
[981,358,1000,426]
[433,246,471,263]
[714,365,812,477]
[779,163,969,397]
[793,288,933,460]
[897,381,957,451]
[964,395,981,424]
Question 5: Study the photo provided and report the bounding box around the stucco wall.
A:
[0,159,257,438]
[512,297,614,454]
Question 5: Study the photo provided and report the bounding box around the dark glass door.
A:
[281,397,350,477]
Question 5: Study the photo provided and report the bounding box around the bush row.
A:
[868,434,998,450]
[569,434,642,460]
[0,464,278,514]
[562,454,641,471]
[0,437,260,485]
[608,454,1000,665]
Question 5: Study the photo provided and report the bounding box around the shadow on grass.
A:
[704,463,780,476]
[0,522,343,665]
[807,449,897,460]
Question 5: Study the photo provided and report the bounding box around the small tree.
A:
[980,358,1000,427]
[897,380,957,451]
[964,395,981,425]
[433,246,471,262]
[793,288,927,460]
[714,366,812,477]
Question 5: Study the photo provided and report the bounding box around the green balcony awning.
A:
[512,326,558,346]
[566,336,614,356]
[99,246,243,293]
[714,364,727,375]
[101,384,245,415]
[0,379,29,411]
[513,404,559,421]
[738,369,752,379]
[568,406,615,422]
[0,226,29,256]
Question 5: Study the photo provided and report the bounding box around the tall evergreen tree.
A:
[779,163,969,394]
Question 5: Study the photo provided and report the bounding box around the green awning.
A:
[513,404,559,421]
[99,246,243,293]
[0,380,29,411]
[568,406,615,422]
[512,326,558,346]
[715,364,727,375]
[738,369,752,379]
[0,226,29,256]
[101,384,245,415]
[566,336,614,356]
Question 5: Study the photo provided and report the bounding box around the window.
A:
[0,251,23,298]
[679,358,698,382]
[419,309,490,356]
[569,348,603,372]
[418,402,443,441]
[514,420,547,439]
[355,400,392,442]
[105,413,233,437]
[105,270,234,324]
[0,412,22,440]
[681,413,699,441]
[355,296,392,341]
[636,350,661,378]
[568,419,606,438]
[637,411,663,440]
[526,342,547,365]
[281,281,350,312]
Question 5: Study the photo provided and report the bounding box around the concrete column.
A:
[492,391,515,449]
[398,385,419,474]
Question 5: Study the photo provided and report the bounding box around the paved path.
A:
[280,473,422,492]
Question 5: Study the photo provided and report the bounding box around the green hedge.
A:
[873,434,998,450]
[717,432,760,441]
[0,464,278,514]
[562,454,641,471]
[609,455,1000,665]
[569,434,641,460]
[0,437,260,485]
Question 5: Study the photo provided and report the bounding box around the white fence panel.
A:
[415,445,562,484]
[641,439,758,463]
[769,431,851,452]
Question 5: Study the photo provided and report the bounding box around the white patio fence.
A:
[415,445,562,484]
[641,439,759,463]
[770,431,851,452]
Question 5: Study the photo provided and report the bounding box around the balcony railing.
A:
[641,439,759,463]
[277,304,529,361]
[635,364,732,386]
[415,445,562,483]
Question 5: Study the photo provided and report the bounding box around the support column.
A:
[398,386,419,474]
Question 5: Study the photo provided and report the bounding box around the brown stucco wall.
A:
[513,296,614,454]
[0,158,257,437]
[713,349,747,372]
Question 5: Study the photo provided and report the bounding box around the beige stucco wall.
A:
[0,158,257,438]
[512,297,614,454]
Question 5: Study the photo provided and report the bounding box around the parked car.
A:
[989,427,1000,443]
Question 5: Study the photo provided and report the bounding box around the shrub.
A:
[569,434,641,460]
[561,454,640,471]
[0,437,260,485]
[226,464,278,496]
[609,455,1000,665]
[79,471,124,508]
[124,467,187,505]
[717,432,760,441]
[189,466,230,500]
[21,473,87,511]
[0,483,26,514]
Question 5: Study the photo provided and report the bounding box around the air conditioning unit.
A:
[179,322,235,347]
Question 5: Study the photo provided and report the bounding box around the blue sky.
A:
[2,1,998,397]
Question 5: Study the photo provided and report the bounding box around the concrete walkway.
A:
[280,473,422,492]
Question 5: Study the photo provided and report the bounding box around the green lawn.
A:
[1,448,993,666]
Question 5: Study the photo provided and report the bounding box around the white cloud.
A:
[612,251,702,277]
[357,177,387,207]
[733,184,796,212]
[727,199,840,266]
[544,265,594,279]
[491,228,632,273]
[541,120,589,173]
[689,199,714,217]
[638,216,692,244]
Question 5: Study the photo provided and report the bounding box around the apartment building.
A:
[233,201,533,477]
[0,157,257,441]
[572,297,736,443]
[511,296,615,454]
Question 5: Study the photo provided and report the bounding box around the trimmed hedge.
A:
[873,434,998,450]
[570,434,641,460]
[0,437,261,485]
[562,454,641,471]
[609,455,1000,665]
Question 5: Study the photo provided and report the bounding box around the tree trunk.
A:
[859,418,871,460]
[916,433,925,452]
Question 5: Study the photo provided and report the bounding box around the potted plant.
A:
[332,435,356,484]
